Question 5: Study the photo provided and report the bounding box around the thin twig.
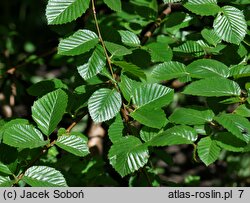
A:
[91,0,115,80]
[140,5,172,45]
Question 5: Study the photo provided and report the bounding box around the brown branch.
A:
[140,5,172,45]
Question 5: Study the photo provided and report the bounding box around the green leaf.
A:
[234,104,250,117]
[23,166,67,187]
[201,28,221,46]
[214,114,250,143]
[187,59,229,79]
[197,136,221,166]
[146,42,173,62]
[77,46,106,80]
[0,176,13,187]
[140,126,161,142]
[103,0,122,12]
[105,41,132,56]
[108,114,124,143]
[46,0,90,25]
[169,108,214,125]
[184,0,220,16]
[88,88,122,123]
[130,107,168,129]
[0,162,12,175]
[132,83,174,109]
[151,61,188,81]
[230,65,250,78]
[173,41,204,57]
[56,133,89,157]
[27,79,68,97]
[163,0,182,2]
[214,132,246,152]
[113,61,146,79]
[108,136,149,177]
[32,89,68,136]
[3,124,48,149]
[183,77,241,97]
[118,30,140,47]
[58,29,99,56]
[0,119,29,141]
[148,125,198,146]
[213,6,247,44]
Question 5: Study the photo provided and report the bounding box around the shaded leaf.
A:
[169,108,214,125]
[151,61,188,81]
[113,61,146,79]
[108,114,124,143]
[105,41,132,56]
[23,166,67,187]
[58,29,99,56]
[146,42,173,62]
[187,59,229,78]
[197,136,221,166]
[77,46,106,80]
[184,0,220,16]
[0,162,12,175]
[32,89,68,136]
[183,77,241,97]
[140,127,161,142]
[214,113,250,143]
[130,107,168,129]
[108,136,149,177]
[201,28,221,46]
[0,176,13,187]
[104,0,122,12]
[88,88,122,123]
[214,132,246,152]
[118,30,140,47]
[148,125,198,146]
[3,124,48,149]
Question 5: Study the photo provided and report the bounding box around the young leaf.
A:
[148,125,198,146]
[108,114,124,143]
[88,88,122,123]
[105,41,132,56]
[146,42,173,62]
[77,46,106,80]
[0,176,13,187]
[130,107,168,129]
[108,136,149,177]
[173,41,204,56]
[23,166,68,187]
[58,29,99,56]
[118,30,140,47]
[187,59,229,78]
[183,77,241,97]
[132,83,174,109]
[214,132,246,152]
[229,65,250,79]
[32,89,68,136]
[3,124,48,149]
[201,28,221,46]
[46,0,90,25]
[119,74,142,102]
[103,0,122,12]
[184,0,220,16]
[169,108,214,125]
[0,162,12,175]
[140,127,161,142]
[213,6,247,44]
[113,61,146,79]
[197,136,221,166]
[56,133,89,157]
[214,114,250,143]
[151,61,188,81]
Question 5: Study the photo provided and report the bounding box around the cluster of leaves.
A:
[0,0,250,186]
